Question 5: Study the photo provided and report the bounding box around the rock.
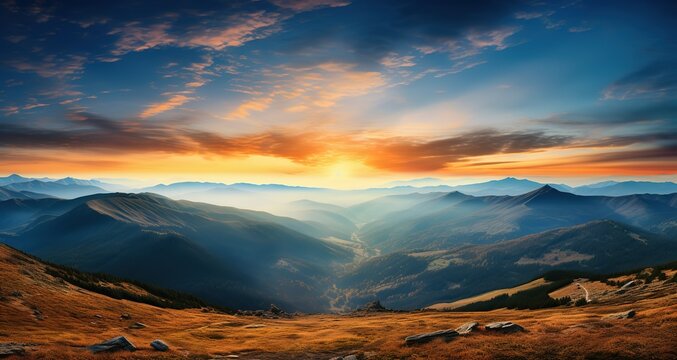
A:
[120,313,131,320]
[616,280,638,294]
[270,304,282,314]
[404,329,459,345]
[359,300,387,312]
[329,356,358,360]
[0,343,27,357]
[243,324,266,328]
[606,309,636,319]
[10,291,21,298]
[150,339,169,351]
[94,314,103,319]
[87,336,137,353]
[455,322,479,335]
[484,321,524,333]
[129,322,146,329]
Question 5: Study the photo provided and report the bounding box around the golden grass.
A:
[427,278,550,310]
[1,245,676,359]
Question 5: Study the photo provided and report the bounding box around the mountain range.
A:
[0,174,675,312]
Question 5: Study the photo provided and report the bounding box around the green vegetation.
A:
[43,265,220,310]
[574,298,588,307]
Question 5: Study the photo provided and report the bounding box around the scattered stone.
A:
[150,339,169,351]
[10,291,21,298]
[455,322,479,335]
[129,322,146,329]
[120,313,131,320]
[270,304,282,314]
[87,336,136,353]
[31,306,43,320]
[605,309,636,319]
[0,343,27,357]
[484,321,524,333]
[225,355,239,359]
[243,324,266,328]
[405,329,459,345]
[615,280,638,294]
[329,355,358,360]
[94,314,103,319]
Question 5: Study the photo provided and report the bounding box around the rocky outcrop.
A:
[405,329,459,345]
[87,336,137,353]
[455,322,479,335]
[0,343,28,357]
[484,321,524,333]
[150,339,169,351]
[358,300,387,312]
[605,309,636,319]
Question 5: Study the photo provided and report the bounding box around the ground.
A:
[1,245,676,359]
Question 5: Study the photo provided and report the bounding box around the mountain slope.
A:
[340,220,677,309]
[359,186,677,253]
[2,193,354,311]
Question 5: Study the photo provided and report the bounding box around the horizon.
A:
[3,172,677,190]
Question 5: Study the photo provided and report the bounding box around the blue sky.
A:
[0,0,675,185]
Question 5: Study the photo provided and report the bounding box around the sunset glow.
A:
[1,0,674,186]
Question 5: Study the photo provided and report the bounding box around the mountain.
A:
[1,193,353,311]
[4,180,108,199]
[347,192,447,224]
[51,177,126,191]
[385,178,448,187]
[0,174,33,186]
[339,220,677,309]
[574,181,677,196]
[358,186,677,253]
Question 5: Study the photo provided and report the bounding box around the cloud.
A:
[361,129,573,171]
[184,11,282,50]
[225,62,385,119]
[108,11,282,55]
[602,62,677,100]
[535,102,677,128]
[139,94,193,119]
[381,54,416,68]
[6,55,87,79]
[270,0,350,12]
[226,97,274,120]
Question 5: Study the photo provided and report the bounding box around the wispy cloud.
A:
[139,94,193,119]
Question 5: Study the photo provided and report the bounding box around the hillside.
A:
[358,186,677,253]
[1,243,676,359]
[339,220,677,309]
[1,193,354,312]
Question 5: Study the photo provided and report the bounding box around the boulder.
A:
[87,336,137,353]
[0,343,27,357]
[404,329,458,345]
[270,304,282,315]
[359,300,387,312]
[150,339,169,351]
[455,322,479,335]
[605,309,636,319]
[616,280,638,294]
[484,321,524,333]
[120,313,131,320]
[129,322,146,329]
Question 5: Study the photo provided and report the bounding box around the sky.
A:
[0,0,675,187]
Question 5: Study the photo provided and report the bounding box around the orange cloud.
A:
[139,94,192,118]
